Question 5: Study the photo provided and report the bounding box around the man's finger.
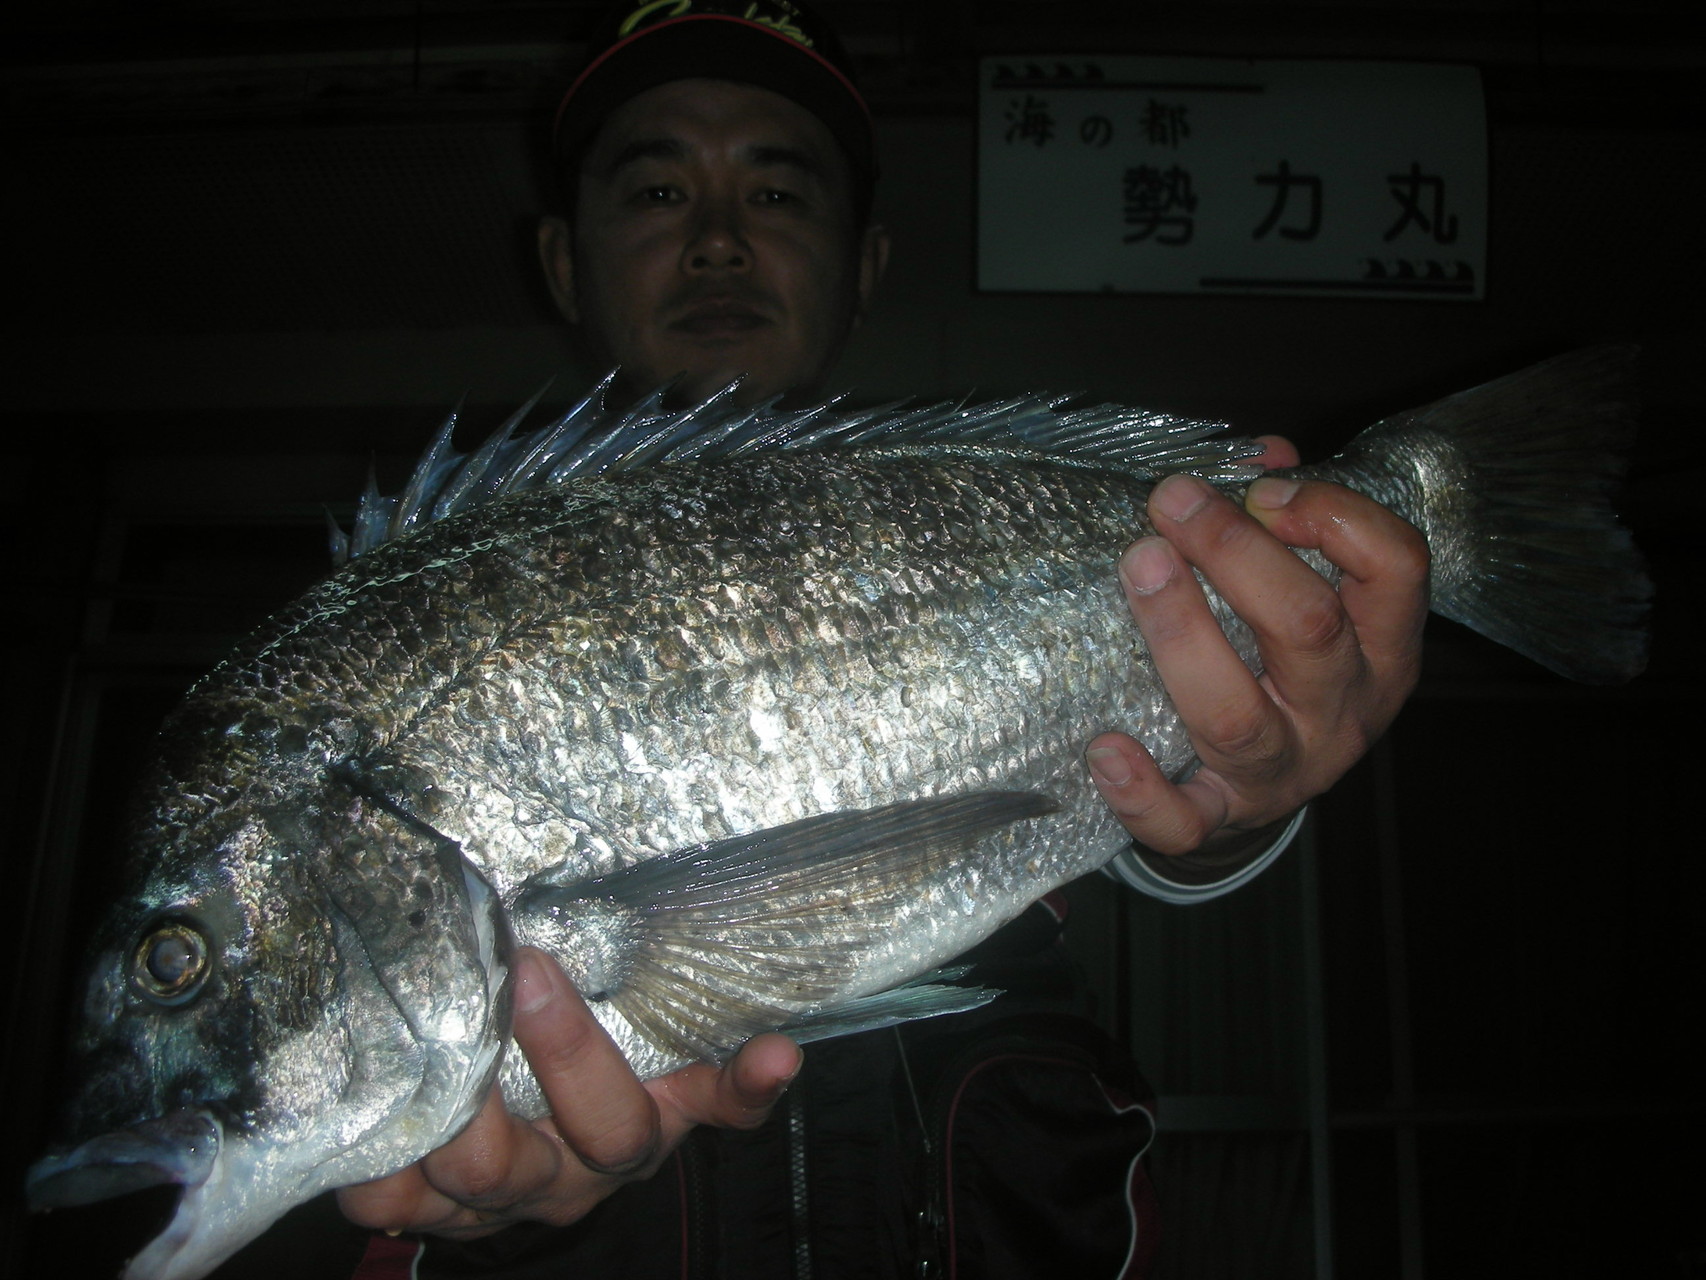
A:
[336,1090,550,1236]
[1245,476,1429,717]
[651,1033,802,1137]
[1118,524,1292,783]
[337,1165,434,1234]
[416,1089,562,1214]
[1148,473,1371,718]
[1085,730,1220,855]
[1251,434,1301,470]
[511,947,662,1177]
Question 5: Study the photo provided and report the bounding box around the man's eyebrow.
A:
[595,137,834,185]
[745,144,830,183]
[599,137,689,180]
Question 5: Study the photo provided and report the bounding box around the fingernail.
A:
[1086,747,1133,787]
[750,1045,805,1107]
[1152,473,1210,523]
[772,1050,805,1099]
[1122,538,1175,595]
[513,950,555,1014]
[1247,476,1300,510]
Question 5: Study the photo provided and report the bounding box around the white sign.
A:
[978,58,1486,299]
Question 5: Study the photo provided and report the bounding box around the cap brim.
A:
[553,15,873,180]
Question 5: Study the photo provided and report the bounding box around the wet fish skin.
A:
[158,446,1209,1093]
[28,348,1648,1279]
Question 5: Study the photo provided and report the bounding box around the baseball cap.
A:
[551,0,876,189]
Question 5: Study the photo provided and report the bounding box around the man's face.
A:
[541,78,887,407]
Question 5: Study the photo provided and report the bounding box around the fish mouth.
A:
[26,1107,221,1211]
[29,1108,246,1280]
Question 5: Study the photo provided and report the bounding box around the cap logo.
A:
[616,0,815,50]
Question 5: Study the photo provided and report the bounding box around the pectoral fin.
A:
[514,791,1054,1062]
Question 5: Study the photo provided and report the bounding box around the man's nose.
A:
[684,198,750,272]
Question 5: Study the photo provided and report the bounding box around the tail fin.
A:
[1314,346,1651,684]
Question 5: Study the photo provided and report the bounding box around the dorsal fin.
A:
[334,373,1266,564]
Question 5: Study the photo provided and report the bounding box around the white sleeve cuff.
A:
[1100,807,1307,904]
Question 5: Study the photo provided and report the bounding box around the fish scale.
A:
[414,457,1155,861]
[300,449,1257,1091]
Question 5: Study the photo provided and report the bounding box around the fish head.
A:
[29,719,512,1280]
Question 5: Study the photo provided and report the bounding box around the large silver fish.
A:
[28,348,1648,1279]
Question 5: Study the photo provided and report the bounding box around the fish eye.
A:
[131,919,212,1006]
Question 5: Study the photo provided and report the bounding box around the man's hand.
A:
[337,948,801,1240]
[1087,437,1429,864]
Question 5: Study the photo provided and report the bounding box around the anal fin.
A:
[780,970,1001,1045]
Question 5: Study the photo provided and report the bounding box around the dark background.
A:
[4,3,1701,1277]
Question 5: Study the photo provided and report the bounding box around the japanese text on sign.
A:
[977,58,1486,299]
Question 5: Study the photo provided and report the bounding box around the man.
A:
[337,0,1427,1268]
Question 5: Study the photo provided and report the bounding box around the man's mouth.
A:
[671,301,771,337]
